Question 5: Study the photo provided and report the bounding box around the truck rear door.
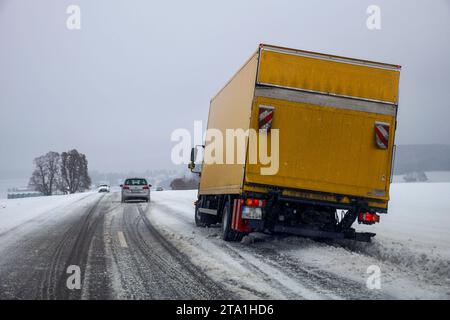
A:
[245,46,401,202]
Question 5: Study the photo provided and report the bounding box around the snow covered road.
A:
[0,183,449,299]
[0,192,230,299]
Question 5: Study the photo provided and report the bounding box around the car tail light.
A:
[122,185,129,189]
[142,185,149,190]
[358,212,380,225]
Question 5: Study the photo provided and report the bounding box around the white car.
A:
[98,184,110,193]
[120,178,151,202]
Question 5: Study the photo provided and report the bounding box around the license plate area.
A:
[242,206,263,220]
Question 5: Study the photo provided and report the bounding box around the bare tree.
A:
[170,176,199,190]
[29,151,61,196]
[60,149,91,193]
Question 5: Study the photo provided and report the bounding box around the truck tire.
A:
[222,201,242,241]
[195,206,207,227]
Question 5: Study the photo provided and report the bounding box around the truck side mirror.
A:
[188,145,204,174]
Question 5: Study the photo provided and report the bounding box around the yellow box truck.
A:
[189,44,401,242]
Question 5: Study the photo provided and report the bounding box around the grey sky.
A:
[0,0,449,177]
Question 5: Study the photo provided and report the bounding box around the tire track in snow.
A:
[101,194,234,299]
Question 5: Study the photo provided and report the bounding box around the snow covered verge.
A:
[0,192,97,236]
[339,183,450,287]
[147,183,450,299]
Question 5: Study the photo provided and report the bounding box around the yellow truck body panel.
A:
[258,46,400,104]
[199,53,259,195]
[199,44,401,211]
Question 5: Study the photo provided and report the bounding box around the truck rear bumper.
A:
[273,225,376,242]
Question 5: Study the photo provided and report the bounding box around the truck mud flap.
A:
[273,225,375,242]
[231,199,251,233]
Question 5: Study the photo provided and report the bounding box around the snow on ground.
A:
[148,183,450,299]
[0,192,97,236]
[348,183,450,280]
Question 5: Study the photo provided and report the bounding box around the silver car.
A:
[120,178,151,203]
[98,184,110,193]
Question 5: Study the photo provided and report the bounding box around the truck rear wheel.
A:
[221,200,242,241]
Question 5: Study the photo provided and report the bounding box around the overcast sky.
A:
[0,0,449,178]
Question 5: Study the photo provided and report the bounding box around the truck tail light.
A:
[358,212,380,225]
[244,198,266,207]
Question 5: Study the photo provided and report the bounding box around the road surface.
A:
[0,192,231,299]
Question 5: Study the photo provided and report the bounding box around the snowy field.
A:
[0,178,29,199]
[0,192,96,236]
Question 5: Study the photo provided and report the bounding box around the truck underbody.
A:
[195,191,378,243]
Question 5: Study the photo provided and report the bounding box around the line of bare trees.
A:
[29,149,91,196]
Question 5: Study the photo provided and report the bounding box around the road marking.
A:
[117,231,128,248]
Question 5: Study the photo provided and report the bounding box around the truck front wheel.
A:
[195,206,207,227]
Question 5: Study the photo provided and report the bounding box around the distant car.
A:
[121,178,151,203]
[156,186,164,191]
[98,184,110,193]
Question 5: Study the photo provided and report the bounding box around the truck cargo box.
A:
[199,44,401,212]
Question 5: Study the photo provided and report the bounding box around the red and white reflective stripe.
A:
[375,122,390,149]
[231,199,239,230]
[259,105,274,131]
[231,199,250,232]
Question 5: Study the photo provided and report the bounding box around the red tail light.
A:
[142,186,149,190]
[244,198,266,207]
[122,185,129,190]
[358,212,380,225]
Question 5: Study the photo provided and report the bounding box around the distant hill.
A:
[394,144,450,175]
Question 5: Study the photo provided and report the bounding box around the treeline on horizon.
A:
[393,144,450,175]
[1,144,450,181]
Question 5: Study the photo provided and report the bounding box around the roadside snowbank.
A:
[348,182,450,284]
[0,192,96,235]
